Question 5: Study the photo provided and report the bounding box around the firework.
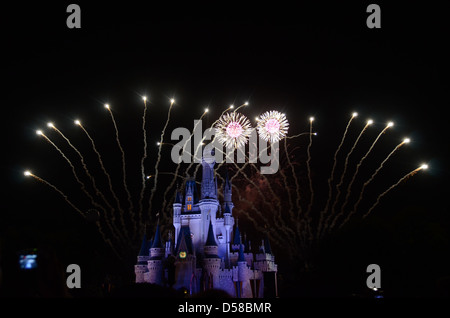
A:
[256,110,289,143]
[362,164,428,219]
[138,96,149,230]
[330,121,395,230]
[215,112,252,149]
[339,137,411,228]
[24,92,427,269]
[317,112,357,238]
[105,104,134,219]
[148,98,175,220]
[305,117,315,220]
[323,118,374,235]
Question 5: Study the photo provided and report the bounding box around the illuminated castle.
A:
[135,149,278,297]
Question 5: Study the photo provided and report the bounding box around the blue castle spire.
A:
[205,220,218,247]
[151,221,162,249]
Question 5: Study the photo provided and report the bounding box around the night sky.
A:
[1,1,449,302]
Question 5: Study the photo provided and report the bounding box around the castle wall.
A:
[173,255,197,293]
[217,268,234,297]
[134,265,147,283]
[147,260,163,284]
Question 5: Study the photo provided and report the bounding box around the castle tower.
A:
[231,219,241,252]
[199,148,219,247]
[223,168,234,213]
[203,220,221,290]
[223,203,234,267]
[174,226,198,293]
[173,190,182,245]
[254,237,278,297]
[201,147,218,200]
[135,233,150,283]
[147,222,165,285]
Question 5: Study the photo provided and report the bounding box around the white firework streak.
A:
[215,112,253,149]
[256,110,289,143]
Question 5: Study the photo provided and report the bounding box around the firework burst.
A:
[23,93,428,270]
[256,110,289,143]
[215,112,252,149]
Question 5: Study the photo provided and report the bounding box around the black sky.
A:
[1,1,449,298]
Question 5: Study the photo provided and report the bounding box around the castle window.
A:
[187,204,192,211]
[187,197,192,202]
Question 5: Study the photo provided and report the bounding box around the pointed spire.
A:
[224,167,231,188]
[223,167,232,202]
[138,233,149,256]
[151,220,163,248]
[233,220,241,245]
[224,202,231,214]
[259,239,266,254]
[264,235,272,254]
[175,189,183,204]
[238,235,246,262]
[205,220,218,246]
[176,226,194,255]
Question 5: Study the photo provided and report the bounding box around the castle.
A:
[134,149,278,297]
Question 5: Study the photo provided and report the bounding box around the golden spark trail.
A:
[323,119,372,236]
[148,99,175,219]
[340,140,409,228]
[77,122,124,215]
[27,171,123,257]
[75,121,129,244]
[317,113,356,238]
[283,137,304,239]
[39,133,91,202]
[138,97,149,235]
[217,140,296,240]
[188,103,246,178]
[161,110,208,214]
[105,105,133,238]
[28,172,85,217]
[39,131,121,242]
[305,118,315,234]
[51,124,116,214]
[330,123,393,231]
[362,166,425,219]
[249,142,297,239]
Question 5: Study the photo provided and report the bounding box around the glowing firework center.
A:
[226,121,243,138]
[265,118,281,134]
[215,112,252,149]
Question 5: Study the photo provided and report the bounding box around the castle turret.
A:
[147,222,165,285]
[231,219,241,252]
[185,179,196,212]
[203,220,221,290]
[135,233,150,283]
